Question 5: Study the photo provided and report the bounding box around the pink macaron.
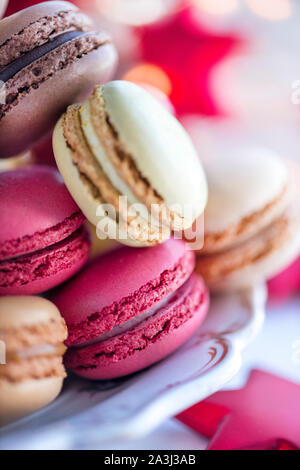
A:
[0,166,90,295]
[53,239,209,380]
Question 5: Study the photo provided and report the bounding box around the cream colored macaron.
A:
[53,80,208,247]
[0,296,67,427]
[196,199,300,291]
[0,150,35,172]
[196,151,300,291]
[202,148,291,254]
[196,149,300,291]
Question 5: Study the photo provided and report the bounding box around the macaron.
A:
[0,166,91,295]
[87,221,119,259]
[0,1,118,158]
[53,80,208,247]
[0,150,35,171]
[195,149,300,291]
[53,239,209,379]
[0,296,67,426]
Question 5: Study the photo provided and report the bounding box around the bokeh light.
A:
[95,0,183,26]
[192,0,239,16]
[246,0,291,21]
[123,64,172,96]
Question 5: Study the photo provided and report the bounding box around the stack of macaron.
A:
[0,2,213,425]
[195,149,300,291]
[0,296,68,426]
[1,0,300,430]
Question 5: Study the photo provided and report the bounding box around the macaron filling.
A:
[0,23,112,120]
[60,85,195,243]
[64,273,209,378]
[202,183,292,254]
[76,291,175,348]
[62,247,195,347]
[0,9,92,70]
[6,343,66,361]
[79,99,139,207]
[61,104,170,245]
[0,31,86,83]
[0,225,90,291]
[196,201,300,282]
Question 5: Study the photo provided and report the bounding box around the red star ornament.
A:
[138,6,243,116]
[177,370,300,450]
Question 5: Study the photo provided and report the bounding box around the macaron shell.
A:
[53,239,190,330]
[0,295,64,329]
[53,117,168,247]
[0,2,78,45]
[70,305,205,380]
[202,183,292,255]
[65,274,209,379]
[196,204,300,291]
[204,149,289,235]
[0,376,63,427]
[0,43,117,158]
[0,226,91,295]
[0,166,81,244]
[100,81,208,222]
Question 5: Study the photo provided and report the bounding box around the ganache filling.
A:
[0,31,86,83]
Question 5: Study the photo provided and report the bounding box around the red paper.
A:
[177,370,300,450]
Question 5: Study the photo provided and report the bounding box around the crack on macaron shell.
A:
[0,211,85,261]
[0,32,111,120]
[65,274,208,374]
[0,355,66,383]
[0,10,92,70]
[65,250,195,347]
[62,105,169,245]
[0,226,90,291]
[201,184,292,254]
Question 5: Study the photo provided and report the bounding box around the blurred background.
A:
[5,0,300,299]
[6,0,300,162]
[1,1,299,449]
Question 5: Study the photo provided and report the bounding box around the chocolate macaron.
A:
[0,1,118,158]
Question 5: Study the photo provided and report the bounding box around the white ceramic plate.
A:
[0,285,266,450]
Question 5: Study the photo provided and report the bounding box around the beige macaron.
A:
[53,80,208,247]
[0,296,67,426]
[86,221,119,259]
[195,149,300,291]
[0,150,35,172]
